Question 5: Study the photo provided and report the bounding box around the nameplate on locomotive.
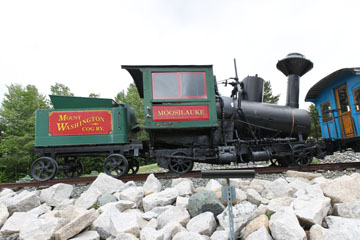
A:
[48,110,113,136]
[152,105,209,121]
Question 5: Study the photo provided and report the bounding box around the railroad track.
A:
[1,162,360,189]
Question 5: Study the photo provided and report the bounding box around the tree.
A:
[263,80,280,104]
[115,84,147,141]
[89,93,100,98]
[50,83,74,96]
[0,84,49,182]
[308,103,321,139]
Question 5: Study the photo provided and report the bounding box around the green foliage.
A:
[90,202,99,210]
[308,103,321,139]
[89,93,100,98]
[50,83,74,96]
[312,158,319,164]
[115,84,148,141]
[263,81,280,104]
[265,210,275,219]
[0,84,49,182]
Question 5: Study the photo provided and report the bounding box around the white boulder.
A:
[321,173,360,203]
[217,201,257,236]
[3,190,41,214]
[0,189,14,198]
[98,200,135,214]
[205,179,222,192]
[19,217,67,240]
[186,211,216,236]
[0,212,37,234]
[333,201,360,218]
[70,230,100,240]
[210,230,229,240]
[142,188,178,212]
[143,174,162,196]
[292,190,331,226]
[264,178,295,198]
[174,180,193,196]
[75,173,125,209]
[119,186,144,208]
[245,226,273,240]
[286,170,321,180]
[140,227,164,240]
[269,207,306,240]
[157,207,190,229]
[54,208,99,240]
[160,222,186,240]
[246,189,262,206]
[173,231,209,240]
[176,196,189,209]
[40,183,73,207]
[267,197,294,212]
[309,223,358,240]
[0,203,9,227]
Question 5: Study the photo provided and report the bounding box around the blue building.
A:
[305,68,360,151]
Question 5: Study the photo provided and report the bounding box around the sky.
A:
[0,0,359,109]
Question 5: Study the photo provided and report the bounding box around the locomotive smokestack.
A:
[276,53,313,108]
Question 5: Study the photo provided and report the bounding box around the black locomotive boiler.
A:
[122,53,322,174]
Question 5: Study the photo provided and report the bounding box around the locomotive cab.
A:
[122,65,219,172]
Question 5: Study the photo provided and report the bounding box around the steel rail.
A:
[1,162,360,189]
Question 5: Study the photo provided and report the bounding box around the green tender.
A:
[35,96,131,147]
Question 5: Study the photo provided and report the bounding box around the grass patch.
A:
[312,158,319,164]
[138,163,160,173]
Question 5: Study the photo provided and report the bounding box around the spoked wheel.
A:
[168,151,194,174]
[104,154,129,178]
[128,158,139,175]
[292,144,314,167]
[62,159,84,178]
[31,157,58,182]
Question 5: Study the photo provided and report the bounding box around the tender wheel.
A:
[128,158,139,175]
[104,154,129,178]
[31,157,58,182]
[292,144,313,167]
[63,159,84,178]
[168,152,193,174]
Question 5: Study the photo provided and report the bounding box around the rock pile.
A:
[1,171,360,239]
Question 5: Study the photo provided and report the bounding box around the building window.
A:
[354,87,360,112]
[152,72,207,99]
[321,101,333,122]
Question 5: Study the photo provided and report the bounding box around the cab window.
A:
[353,87,360,112]
[152,72,207,99]
[321,101,333,122]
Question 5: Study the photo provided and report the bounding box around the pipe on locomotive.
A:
[276,53,313,108]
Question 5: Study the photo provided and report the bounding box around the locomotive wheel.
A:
[104,154,129,178]
[127,158,139,175]
[293,144,313,167]
[63,160,84,178]
[31,157,58,182]
[168,152,193,174]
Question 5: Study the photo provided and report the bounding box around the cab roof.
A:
[121,65,213,98]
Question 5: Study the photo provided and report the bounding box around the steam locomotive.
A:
[32,53,325,181]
